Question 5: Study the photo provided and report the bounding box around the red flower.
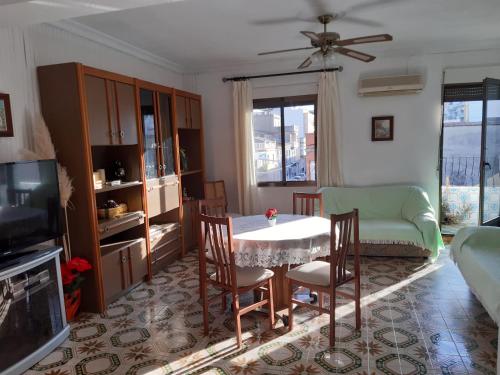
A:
[265,208,278,219]
[67,257,92,272]
[61,264,76,285]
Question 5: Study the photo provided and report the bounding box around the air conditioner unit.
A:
[358,74,424,96]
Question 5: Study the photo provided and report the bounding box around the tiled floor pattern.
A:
[25,248,498,375]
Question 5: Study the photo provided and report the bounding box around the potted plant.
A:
[61,257,92,321]
[265,208,278,226]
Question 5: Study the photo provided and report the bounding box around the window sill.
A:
[257,181,317,188]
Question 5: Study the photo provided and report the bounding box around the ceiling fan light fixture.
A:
[310,49,335,67]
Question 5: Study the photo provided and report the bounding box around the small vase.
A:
[64,288,81,322]
[268,218,277,226]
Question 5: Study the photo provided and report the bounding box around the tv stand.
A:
[0,246,69,375]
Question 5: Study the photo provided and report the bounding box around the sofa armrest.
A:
[411,213,444,259]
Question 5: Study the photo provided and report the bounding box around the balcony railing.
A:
[441,156,480,186]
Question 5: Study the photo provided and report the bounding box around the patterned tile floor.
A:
[25,248,498,375]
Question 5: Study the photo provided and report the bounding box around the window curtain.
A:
[233,80,256,215]
[317,71,343,187]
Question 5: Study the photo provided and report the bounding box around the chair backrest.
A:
[330,209,360,285]
[293,192,324,217]
[199,213,237,290]
[199,198,227,217]
[204,180,228,211]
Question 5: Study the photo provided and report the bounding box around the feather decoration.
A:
[20,114,74,208]
[20,114,75,261]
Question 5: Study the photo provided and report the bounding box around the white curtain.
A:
[233,80,256,215]
[317,71,343,187]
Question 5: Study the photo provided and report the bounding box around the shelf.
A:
[181,169,203,176]
[98,211,145,240]
[95,181,142,193]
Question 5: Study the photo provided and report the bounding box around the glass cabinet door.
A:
[158,93,176,176]
[140,89,159,179]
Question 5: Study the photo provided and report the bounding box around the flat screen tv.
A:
[0,160,62,260]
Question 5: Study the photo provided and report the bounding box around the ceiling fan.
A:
[258,14,393,69]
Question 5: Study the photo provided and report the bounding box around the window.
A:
[252,95,317,187]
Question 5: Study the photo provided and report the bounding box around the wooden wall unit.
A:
[37,63,205,312]
[175,90,206,252]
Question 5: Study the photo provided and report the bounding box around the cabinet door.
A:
[115,82,138,145]
[189,98,202,129]
[175,95,188,129]
[101,250,128,302]
[129,239,148,284]
[85,75,113,145]
[140,89,160,179]
[158,92,175,175]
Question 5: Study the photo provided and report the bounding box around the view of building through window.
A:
[252,100,315,184]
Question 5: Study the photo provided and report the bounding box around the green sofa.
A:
[450,226,500,374]
[318,185,444,259]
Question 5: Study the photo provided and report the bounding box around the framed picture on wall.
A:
[0,93,13,137]
[372,116,393,141]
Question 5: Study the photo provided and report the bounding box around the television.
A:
[0,160,62,261]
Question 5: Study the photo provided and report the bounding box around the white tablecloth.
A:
[231,214,332,268]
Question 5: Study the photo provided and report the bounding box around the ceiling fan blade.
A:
[300,31,320,42]
[345,0,407,14]
[334,47,376,62]
[336,15,383,28]
[298,57,313,69]
[258,46,315,56]
[336,34,393,46]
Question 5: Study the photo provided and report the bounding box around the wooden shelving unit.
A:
[175,90,205,252]
[37,63,204,313]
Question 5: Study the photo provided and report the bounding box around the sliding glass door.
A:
[480,78,500,225]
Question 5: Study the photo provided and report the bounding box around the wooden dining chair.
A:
[199,213,275,347]
[285,209,361,347]
[204,180,229,212]
[292,192,324,217]
[199,198,227,217]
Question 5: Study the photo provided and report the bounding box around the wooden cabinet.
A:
[85,75,111,145]
[146,176,180,218]
[175,95,188,129]
[115,82,138,145]
[85,75,138,145]
[140,88,176,178]
[189,98,202,129]
[101,239,147,303]
[175,94,202,129]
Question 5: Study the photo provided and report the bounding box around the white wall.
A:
[0,24,184,163]
[185,50,500,214]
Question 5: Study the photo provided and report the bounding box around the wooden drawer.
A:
[98,211,145,240]
[151,239,181,274]
[147,176,180,218]
[150,223,179,250]
[100,238,147,304]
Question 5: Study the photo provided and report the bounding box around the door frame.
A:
[479,78,500,226]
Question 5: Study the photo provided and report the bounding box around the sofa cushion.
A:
[359,219,425,248]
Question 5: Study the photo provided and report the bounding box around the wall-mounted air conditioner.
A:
[358,74,424,96]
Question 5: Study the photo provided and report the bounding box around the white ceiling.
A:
[6,0,500,72]
[72,0,500,72]
[0,0,183,27]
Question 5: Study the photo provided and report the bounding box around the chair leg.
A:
[268,278,275,330]
[330,290,336,347]
[355,275,361,330]
[201,278,209,336]
[287,278,294,331]
[233,293,242,348]
[318,291,323,311]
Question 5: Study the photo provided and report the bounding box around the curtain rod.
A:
[222,67,343,82]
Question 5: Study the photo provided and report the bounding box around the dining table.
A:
[230,214,333,310]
